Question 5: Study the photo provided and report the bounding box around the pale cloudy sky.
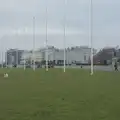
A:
[0,0,120,51]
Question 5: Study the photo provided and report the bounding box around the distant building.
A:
[6,49,24,65]
[20,50,44,64]
[66,46,96,64]
[7,46,97,66]
[93,47,120,65]
[41,46,97,65]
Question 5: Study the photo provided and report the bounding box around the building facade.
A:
[20,50,44,64]
[6,49,24,65]
[42,46,97,65]
[93,47,120,65]
[6,46,97,66]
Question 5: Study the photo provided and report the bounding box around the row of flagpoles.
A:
[0,0,94,75]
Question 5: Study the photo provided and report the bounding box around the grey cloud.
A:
[0,34,89,50]
[0,0,120,50]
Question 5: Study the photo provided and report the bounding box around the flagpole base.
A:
[90,72,93,75]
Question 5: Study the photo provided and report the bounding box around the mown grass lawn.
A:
[0,68,120,120]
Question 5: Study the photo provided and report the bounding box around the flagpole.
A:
[33,16,36,71]
[24,51,26,70]
[90,0,93,75]
[45,1,48,71]
[15,29,18,68]
[24,28,27,70]
[0,50,2,68]
[16,50,18,68]
[63,0,67,73]
[6,49,7,68]
[10,52,12,68]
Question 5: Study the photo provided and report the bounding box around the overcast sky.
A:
[0,0,120,51]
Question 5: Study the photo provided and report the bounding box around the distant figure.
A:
[4,73,8,78]
[114,62,118,71]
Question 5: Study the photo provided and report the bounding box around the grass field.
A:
[0,68,120,120]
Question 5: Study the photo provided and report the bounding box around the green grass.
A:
[0,68,120,120]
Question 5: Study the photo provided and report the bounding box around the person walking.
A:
[114,62,118,71]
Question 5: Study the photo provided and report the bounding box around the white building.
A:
[46,46,97,64]
[20,46,97,65]
[67,46,96,64]
[20,50,44,64]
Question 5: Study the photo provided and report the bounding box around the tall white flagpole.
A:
[24,51,26,70]
[16,50,18,68]
[33,16,36,71]
[6,49,7,68]
[10,51,12,68]
[63,0,67,73]
[90,0,93,75]
[45,1,48,71]
[15,29,18,68]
